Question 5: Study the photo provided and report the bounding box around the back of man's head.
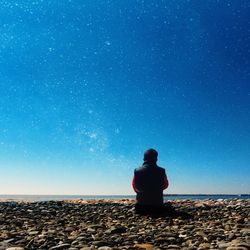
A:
[143,148,158,163]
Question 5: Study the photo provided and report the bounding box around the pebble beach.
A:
[0,199,249,250]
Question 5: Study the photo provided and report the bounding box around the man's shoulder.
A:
[134,165,165,173]
[156,165,166,173]
[134,165,144,172]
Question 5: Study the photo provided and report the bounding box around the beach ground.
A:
[0,199,249,250]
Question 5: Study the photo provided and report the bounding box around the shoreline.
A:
[0,194,249,203]
[0,199,249,249]
[0,198,249,204]
[0,195,250,202]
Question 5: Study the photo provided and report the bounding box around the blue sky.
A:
[0,0,250,194]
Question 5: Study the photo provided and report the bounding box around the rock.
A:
[240,229,250,237]
[228,233,236,241]
[134,243,154,250]
[218,242,230,249]
[3,239,15,244]
[179,233,187,238]
[6,248,25,250]
[0,199,249,250]
[236,217,245,224]
[92,241,110,247]
[28,230,39,235]
[110,226,126,234]
[226,248,249,250]
[0,242,9,250]
[87,228,96,233]
[229,239,250,247]
[50,243,71,249]
[198,242,210,249]
[155,237,168,244]
[226,239,250,250]
[165,245,180,249]
[65,227,74,232]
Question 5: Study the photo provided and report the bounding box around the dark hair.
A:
[143,148,158,163]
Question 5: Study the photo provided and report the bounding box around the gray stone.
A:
[218,242,230,249]
[0,242,9,250]
[226,247,249,250]
[6,248,25,250]
[92,241,110,247]
[110,226,126,234]
[166,245,180,249]
[50,243,71,249]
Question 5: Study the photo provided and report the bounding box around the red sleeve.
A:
[163,175,169,190]
[132,175,137,192]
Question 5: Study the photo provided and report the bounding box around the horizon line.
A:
[0,193,249,196]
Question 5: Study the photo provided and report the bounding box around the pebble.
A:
[0,199,249,249]
[50,243,71,249]
[134,243,154,250]
[6,248,25,250]
[219,242,230,249]
[198,242,211,249]
[166,245,180,249]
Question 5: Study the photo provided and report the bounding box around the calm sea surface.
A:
[0,195,249,202]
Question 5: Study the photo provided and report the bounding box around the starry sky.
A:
[0,0,250,195]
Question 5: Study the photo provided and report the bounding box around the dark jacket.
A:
[132,162,168,206]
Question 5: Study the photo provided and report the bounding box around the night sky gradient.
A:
[0,0,250,194]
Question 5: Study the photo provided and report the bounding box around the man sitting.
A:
[132,149,169,214]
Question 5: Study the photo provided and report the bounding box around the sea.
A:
[0,194,249,202]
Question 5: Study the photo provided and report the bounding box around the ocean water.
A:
[0,194,249,202]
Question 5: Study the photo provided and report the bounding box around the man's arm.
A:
[132,175,137,192]
[163,174,169,190]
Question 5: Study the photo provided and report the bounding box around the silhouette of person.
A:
[132,149,169,214]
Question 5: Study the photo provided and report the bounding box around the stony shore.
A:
[0,199,249,250]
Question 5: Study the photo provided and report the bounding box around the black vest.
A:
[134,162,166,206]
